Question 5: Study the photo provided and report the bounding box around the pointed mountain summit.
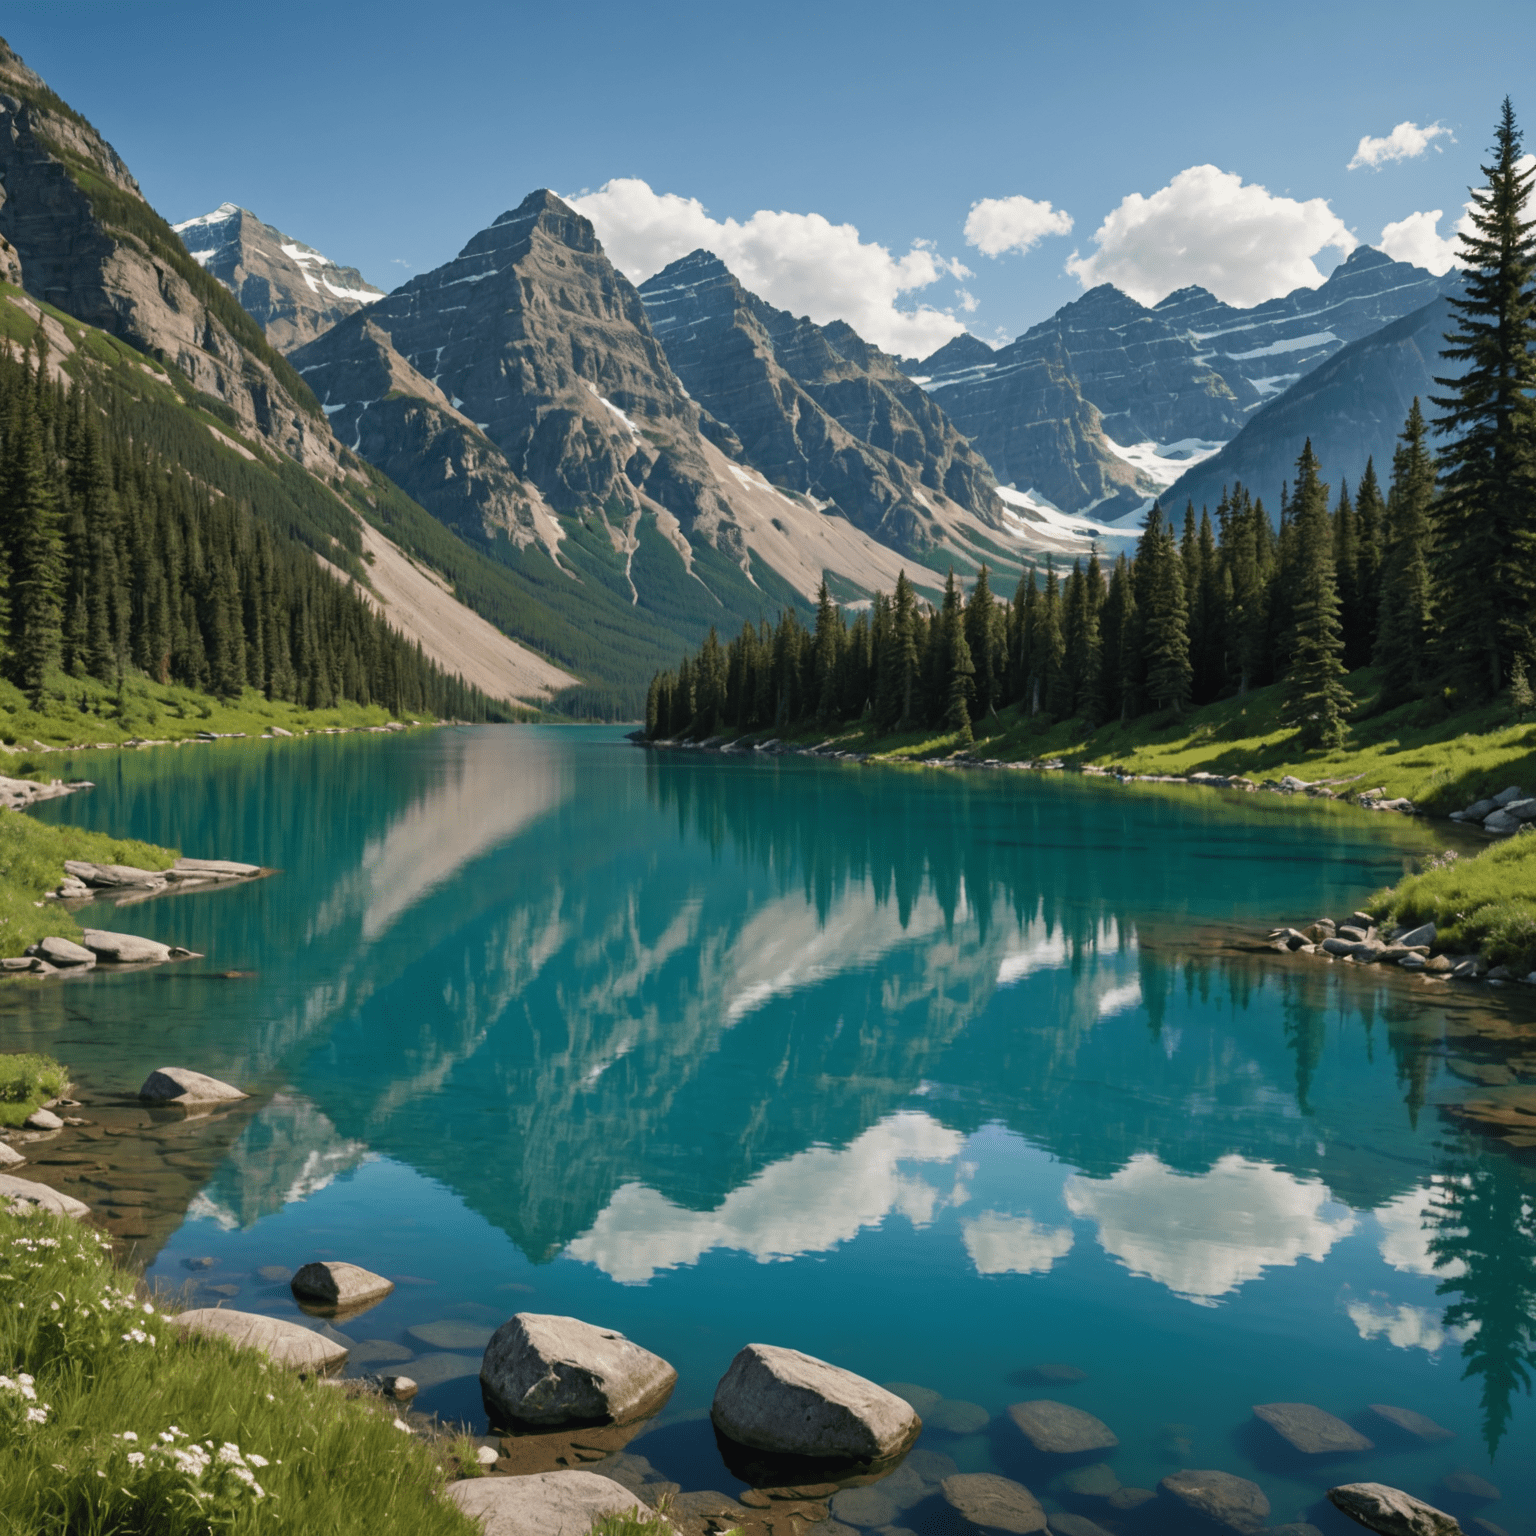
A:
[638,249,1006,558]
[173,203,382,350]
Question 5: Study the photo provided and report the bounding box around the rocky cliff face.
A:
[0,39,339,473]
[638,250,1009,558]
[173,203,382,351]
[1163,294,1462,514]
[913,247,1461,518]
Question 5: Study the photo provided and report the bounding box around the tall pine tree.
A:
[1282,441,1351,748]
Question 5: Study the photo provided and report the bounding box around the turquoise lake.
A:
[8,725,1534,1531]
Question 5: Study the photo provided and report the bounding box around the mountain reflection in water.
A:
[13,727,1535,1473]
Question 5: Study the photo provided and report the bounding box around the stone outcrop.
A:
[1254,1401,1374,1453]
[940,1472,1047,1534]
[172,203,382,351]
[1327,1482,1463,1535]
[1159,1469,1270,1532]
[171,1308,348,1371]
[479,1313,676,1426]
[80,929,172,964]
[290,1261,394,1311]
[1006,1399,1118,1454]
[0,1141,24,1167]
[0,1172,90,1218]
[710,1343,920,1460]
[638,249,1006,563]
[445,1470,652,1536]
[138,1068,247,1105]
[28,936,93,967]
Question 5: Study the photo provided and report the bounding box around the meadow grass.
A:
[0,812,178,958]
[0,1208,475,1536]
[0,1053,68,1129]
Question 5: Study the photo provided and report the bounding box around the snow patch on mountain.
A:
[1101,437,1225,488]
[995,485,1141,555]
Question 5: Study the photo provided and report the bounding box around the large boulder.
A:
[81,929,172,964]
[1160,1469,1270,1532]
[446,1470,652,1536]
[62,859,166,889]
[0,1141,25,1167]
[0,1173,90,1219]
[480,1313,676,1426]
[1007,1400,1118,1455]
[139,1067,247,1105]
[1327,1482,1463,1535]
[1254,1402,1374,1454]
[940,1472,1047,1534]
[30,936,95,967]
[290,1261,394,1311]
[710,1343,920,1460]
[171,1308,347,1371]
[1396,923,1437,949]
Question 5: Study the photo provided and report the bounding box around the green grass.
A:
[0,1209,475,1536]
[0,811,177,957]
[742,666,1536,818]
[0,1052,67,1129]
[587,1511,671,1536]
[1367,837,1536,973]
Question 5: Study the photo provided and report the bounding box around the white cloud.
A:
[1348,121,1454,171]
[1347,1298,1476,1354]
[562,1110,962,1283]
[566,178,970,357]
[1380,153,1536,275]
[1063,1152,1355,1304]
[961,1210,1074,1275]
[1065,165,1357,308]
[1373,1183,1465,1277]
[964,195,1073,258]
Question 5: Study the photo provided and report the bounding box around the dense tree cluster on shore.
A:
[0,345,501,720]
[647,101,1536,752]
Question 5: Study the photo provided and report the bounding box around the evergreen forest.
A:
[647,102,1536,756]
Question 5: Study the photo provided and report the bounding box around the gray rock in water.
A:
[1482,811,1520,835]
[62,859,166,889]
[1160,1469,1270,1532]
[926,1398,990,1434]
[1327,1482,1463,1534]
[0,1172,90,1219]
[1047,1517,1113,1536]
[171,1308,347,1371]
[291,1261,395,1311]
[24,1107,63,1130]
[1255,1402,1374,1454]
[254,1265,292,1283]
[1007,1399,1118,1455]
[348,1338,415,1365]
[409,1319,494,1350]
[80,929,172,964]
[0,1141,24,1167]
[1105,1487,1155,1511]
[1499,797,1536,821]
[31,936,95,967]
[881,1381,942,1415]
[1461,799,1497,820]
[711,1343,918,1461]
[1368,1404,1455,1442]
[1056,1462,1119,1497]
[829,1485,899,1527]
[482,1313,676,1427]
[406,1352,482,1388]
[1491,785,1524,807]
[1439,1470,1499,1499]
[940,1473,1047,1534]
[1016,1362,1088,1385]
[381,1374,416,1398]
[138,1067,247,1105]
[905,1447,959,1484]
[446,1469,649,1536]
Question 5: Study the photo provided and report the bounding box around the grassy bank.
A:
[0,1208,473,1536]
[0,1052,67,1129]
[0,813,178,957]
[726,665,1536,817]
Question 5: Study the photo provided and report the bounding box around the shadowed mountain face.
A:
[1164,294,1463,514]
[637,250,1011,563]
[172,203,383,351]
[912,248,1460,519]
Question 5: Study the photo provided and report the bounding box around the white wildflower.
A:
[118,1431,138,1442]
[247,1454,268,1468]
[25,1406,48,1424]
[392,1417,411,1432]
[126,1452,145,1467]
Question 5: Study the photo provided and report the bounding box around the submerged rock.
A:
[291,1261,395,1311]
[171,1308,347,1371]
[445,1469,649,1536]
[1368,1404,1455,1442]
[1439,1470,1499,1500]
[481,1313,676,1427]
[829,1485,899,1527]
[0,1173,90,1218]
[1327,1482,1462,1534]
[940,1473,1047,1534]
[1046,1516,1113,1536]
[407,1319,495,1350]
[1056,1462,1119,1497]
[712,1343,919,1460]
[1159,1469,1269,1532]
[882,1381,942,1415]
[348,1338,415,1365]
[926,1398,990,1434]
[1007,1400,1118,1455]
[24,1107,63,1130]
[138,1067,247,1105]
[1254,1402,1374,1453]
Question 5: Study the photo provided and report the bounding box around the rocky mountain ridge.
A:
[172,203,383,350]
[910,247,1462,520]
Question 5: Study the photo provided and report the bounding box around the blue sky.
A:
[8,0,1533,354]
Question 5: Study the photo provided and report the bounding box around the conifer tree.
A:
[1282,441,1351,748]
[889,572,920,729]
[1139,505,1192,715]
[2,388,65,699]
[963,563,1003,717]
[1034,561,1065,717]
[1375,400,1438,704]
[1099,553,1134,721]
[1433,98,1536,695]
[811,580,843,723]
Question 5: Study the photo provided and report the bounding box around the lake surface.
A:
[8,727,1534,1531]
